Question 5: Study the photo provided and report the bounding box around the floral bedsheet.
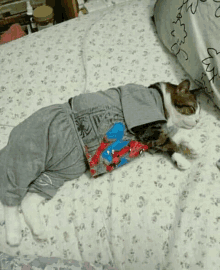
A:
[0,0,220,269]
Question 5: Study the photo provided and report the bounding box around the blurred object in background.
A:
[46,0,79,24]
[33,5,54,30]
[0,23,26,44]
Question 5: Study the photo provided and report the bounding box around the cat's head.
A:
[151,80,200,129]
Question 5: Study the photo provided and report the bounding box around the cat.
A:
[133,79,200,169]
[2,79,200,247]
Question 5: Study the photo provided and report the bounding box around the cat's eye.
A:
[175,104,196,114]
[190,107,196,113]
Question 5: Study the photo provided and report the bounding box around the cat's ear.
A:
[176,80,190,94]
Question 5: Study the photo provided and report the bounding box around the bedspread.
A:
[0,0,220,269]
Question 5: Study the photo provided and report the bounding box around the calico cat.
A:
[3,79,200,247]
[133,79,200,169]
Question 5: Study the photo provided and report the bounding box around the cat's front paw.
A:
[172,153,191,170]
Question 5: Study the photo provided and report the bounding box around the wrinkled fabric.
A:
[0,252,118,270]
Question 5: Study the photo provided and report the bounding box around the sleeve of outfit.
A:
[118,84,167,133]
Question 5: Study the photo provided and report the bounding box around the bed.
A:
[1,0,220,269]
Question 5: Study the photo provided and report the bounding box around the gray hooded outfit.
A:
[0,84,166,206]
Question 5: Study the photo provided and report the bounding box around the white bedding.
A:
[0,0,220,269]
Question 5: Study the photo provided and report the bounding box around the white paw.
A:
[6,229,22,247]
[21,192,47,241]
[172,153,191,170]
[22,206,47,240]
[23,212,48,241]
[4,205,22,246]
[32,225,48,241]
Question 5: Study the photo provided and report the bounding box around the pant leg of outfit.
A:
[154,0,220,108]
[0,103,88,206]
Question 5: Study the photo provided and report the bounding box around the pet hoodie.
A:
[0,83,166,206]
